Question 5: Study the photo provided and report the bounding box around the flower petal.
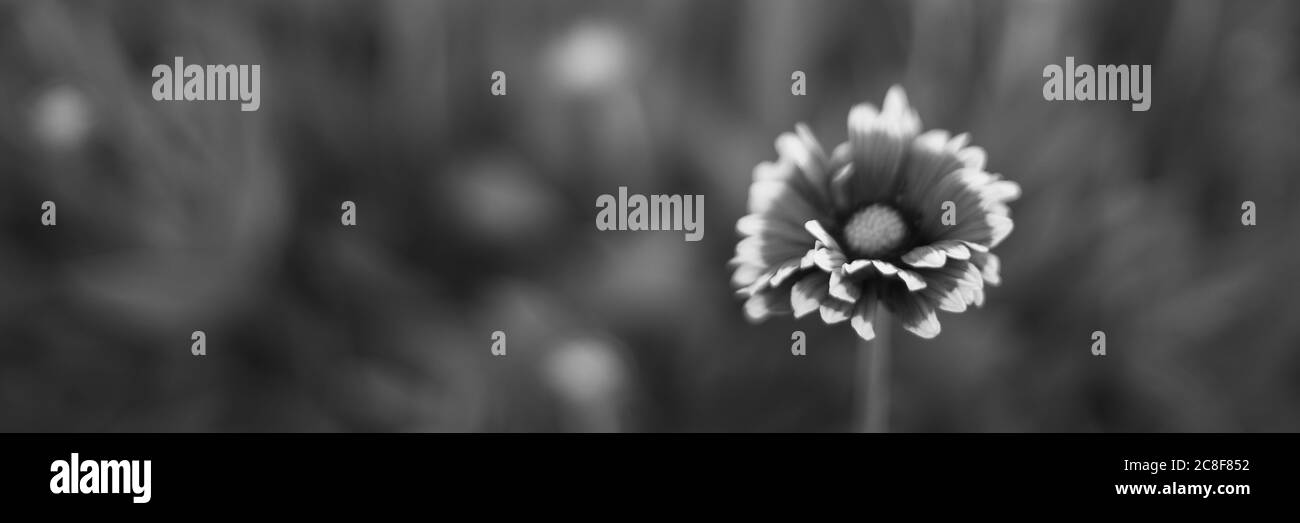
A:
[920,168,1018,248]
[775,131,819,178]
[731,263,765,289]
[921,285,968,313]
[736,268,775,298]
[970,250,1002,286]
[850,296,879,341]
[895,269,928,291]
[791,273,830,318]
[940,211,1014,250]
[732,235,808,268]
[897,130,964,216]
[804,220,844,253]
[811,246,846,272]
[960,240,988,253]
[769,260,804,288]
[799,248,818,269]
[829,163,854,214]
[883,285,941,339]
[777,124,835,206]
[965,262,987,307]
[747,166,830,226]
[932,239,971,260]
[901,245,947,268]
[737,213,810,245]
[828,268,862,303]
[915,169,990,243]
[914,268,968,313]
[902,308,941,339]
[842,259,873,275]
[919,260,983,307]
[983,179,1021,205]
[846,87,919,206]
[958,145,986,171]
[881,85,921,132]
[871,259,900,276]
[946,133,970,152]
[819,299,853,324]
[744,290,789,323]
[986,214,1014,248]
[865,260,926,291]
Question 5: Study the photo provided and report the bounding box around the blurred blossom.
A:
[530,20,655,189]
[444,154,562,246]
[544,21,638,97]
[66,114,287,331]
[30,84,93,149]
[544,337,629,432]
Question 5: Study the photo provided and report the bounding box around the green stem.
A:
[860,307,891,433]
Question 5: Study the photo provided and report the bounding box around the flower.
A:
[731,86,1020,340]
[544,21,638,96]
[31,84,93,150]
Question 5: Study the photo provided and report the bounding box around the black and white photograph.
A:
[0,0,1296,510]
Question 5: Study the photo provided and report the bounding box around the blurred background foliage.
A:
[1,0,1298,431]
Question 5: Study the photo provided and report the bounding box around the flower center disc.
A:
[843,204,908,258]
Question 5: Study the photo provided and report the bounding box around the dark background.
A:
[1,0,1297,432]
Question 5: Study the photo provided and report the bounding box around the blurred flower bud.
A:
[30,84,93,150]
[544,337,628,432]
[544,21,638,97]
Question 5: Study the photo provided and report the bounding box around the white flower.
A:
[731,86,1021,340]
